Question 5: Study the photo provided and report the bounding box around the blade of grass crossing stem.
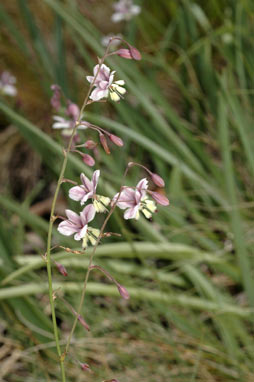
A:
[218,92,254,309]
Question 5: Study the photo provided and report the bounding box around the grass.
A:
[0,0,254,381]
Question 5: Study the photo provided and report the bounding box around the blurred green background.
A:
[1,0,254,381]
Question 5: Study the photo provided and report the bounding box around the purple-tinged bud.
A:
[100,133,111,154]
[83,154,95,167]
[78,314,90,331]
[66,102,80,121]
[109,134,124,147]
[115,48,132,59]
[50,84,61,111]
[79,362,91,372]
[150,191,169,206]
[129,45,142,60]
[151,173,165,188]
[55,262,68,277]
[84,140,97,149]
[117,284,130,300]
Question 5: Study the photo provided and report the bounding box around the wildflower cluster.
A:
[44,32,169,380]
[58,167,169,248]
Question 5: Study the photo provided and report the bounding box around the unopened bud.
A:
[83,154,95,167]
[55,262,68,277]
[84,140,97,149]
[80,362,91,372]
[50,84,61,111]
[109,134,124,147]
[115,48,132,59]
[129,45,142,60]
[150,191,169,206]
[100,133,111,154]
[151,173,165,188]
[117,284,130,300]
[127,161,135,167]
[66,102,80,120]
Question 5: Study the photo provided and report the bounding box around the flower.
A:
[113,178,157,220]
[112,0,141,23]
[57,205,96,241]
[52,102,88,136]
[101,33,122,47]
[69,170,110,212]
[0,71,17,96]
[86,64,126,102]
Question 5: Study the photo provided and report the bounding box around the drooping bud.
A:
[83,154,95,167]
[109,134,124,147]
[103,379,119,382]
[84,140,97,149]
[117,283,130,300]
[66,102,80,121]
[100,133,111,154]
[129,45,142,60]
[151,173,165,188]
[115,48,132,59]
[79,362,91,372]
[50,84,61,111]
[150,191,169,206]
[55,261,68,277]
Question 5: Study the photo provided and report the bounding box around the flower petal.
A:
[65,209,80,225]
[80,204,96,225]
[58,221,78,236]
[92,170,100,191]
[69,186,85,202]
[124,205,140,220]
[80,173,93,192]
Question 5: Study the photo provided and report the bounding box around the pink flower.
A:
[112,0,141,23]
[0,71,17,96]
[52,103,88,136]
[86,64,126,102]
[57,205,96,241]
[69,170,100,205]
[69,170,110,213]
[113,178,157,220]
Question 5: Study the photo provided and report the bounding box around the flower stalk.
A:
[45,42,115,381]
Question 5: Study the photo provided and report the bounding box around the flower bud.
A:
[115,48,132,59]
[84,140,97,149]
[151,173,165,188]
[117,284,130,300]
[55,262,68,277]
[50,84,61,111]
[129,45,142,60]
[100,133,111,154]
[80,362,91,372]
[66,102,80,121]
[83,154,95,167]
[150,191,169,206]
[109,134,124,147]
